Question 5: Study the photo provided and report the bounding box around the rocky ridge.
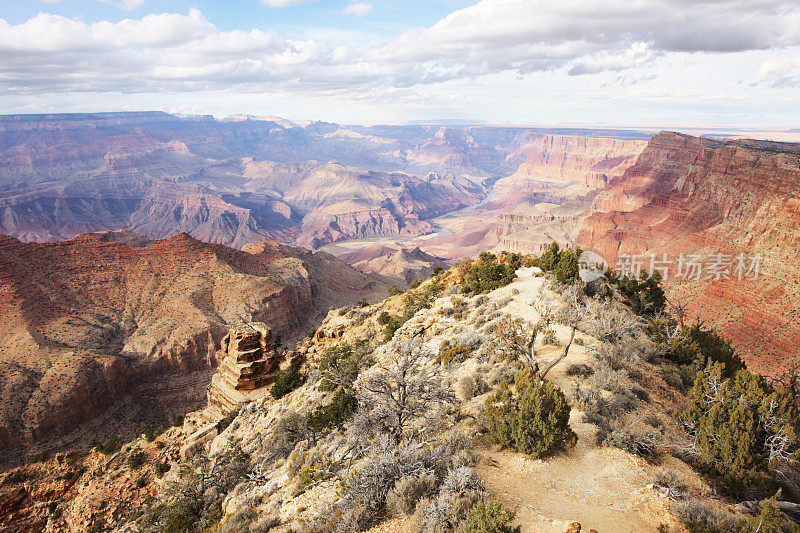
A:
[0,262,726,532]
[0,231,386,468]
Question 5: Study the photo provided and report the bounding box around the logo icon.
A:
[578,249,609,283]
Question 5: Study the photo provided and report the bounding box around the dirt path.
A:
[475,269,678,532]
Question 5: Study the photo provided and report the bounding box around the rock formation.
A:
[206,323,286,417]
[577,132,800,375]
[337,245,451,285]
[0,231,387,468]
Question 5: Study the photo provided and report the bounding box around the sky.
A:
[0,0,799,127]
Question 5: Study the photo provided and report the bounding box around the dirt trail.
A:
[475,268,678,532]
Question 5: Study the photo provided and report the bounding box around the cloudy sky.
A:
[1,0,799,126]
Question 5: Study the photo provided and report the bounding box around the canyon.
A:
[0,230,385,468]
[577,132,800,376]
[3,111,800,465]
[0,113,648,252]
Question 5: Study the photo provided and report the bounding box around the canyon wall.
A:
[0,231,386,467]
[418,134,648,259]
[0,113,651,251]
[577,132,800,375]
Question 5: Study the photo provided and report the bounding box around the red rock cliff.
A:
[577,132,800,375]
[0,231,386,467]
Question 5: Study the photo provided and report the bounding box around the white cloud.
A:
[122,0,145,10]
[754,56,800,88]
[343,2,372,16]
[1,1,799,101]
[96,0,145,10]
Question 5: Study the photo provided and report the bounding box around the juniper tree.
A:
[679,362,799,487]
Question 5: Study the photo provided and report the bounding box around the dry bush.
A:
[541,328,558,345]
[417,467,485,533]
[675,499,727,531]
[456,376,476,402]
[601,426,660,459]
[440,428,479,469]
[342,435,446,516]
[487,364,517,387]
[270,411,310,460]
[473,295,489,308]
[356,337,455,439]
[249,514,281,533]
[387,472,438,516]
[216,507,257,533]
[496,297,512,308]
[653,467,688,500]
[565,363,593,378]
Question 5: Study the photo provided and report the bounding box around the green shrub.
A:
[463,499,520,533]
[217,410,237,432]
[295,454,333,493]
[554,248,580,284]
[387,285,403,296]
[462,252,517,294]
[679,362,799,487]
[270,367,306,400]
[126,449,146,470]
[409,279,422,289]
[605,270,666,316]
[436,340,471,365]
[377,311,392,325]
[317,341,373,391]
[141,426,163,442]
[483,370,577,458]
[536,242,562,272]
[687,326,744,378]
[306,389,358,434]
[92,435,121,455]
[154,461,171,477]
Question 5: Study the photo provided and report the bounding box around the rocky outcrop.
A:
[577,132,800,375]
[0,231,387,468]
[206,323,288,417]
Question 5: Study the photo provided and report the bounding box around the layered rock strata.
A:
[0,231,386,467]
[577,132,800,375]
[206,323,286,417]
